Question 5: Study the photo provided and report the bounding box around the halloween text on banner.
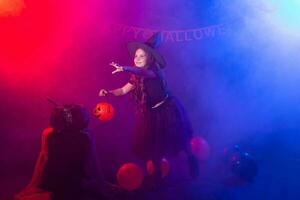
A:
[102,23,227,42]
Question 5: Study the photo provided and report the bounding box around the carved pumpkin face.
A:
[93,102,114,121]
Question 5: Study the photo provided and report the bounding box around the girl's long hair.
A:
[131,49,160,113]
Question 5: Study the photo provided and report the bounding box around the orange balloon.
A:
[191,136,210,161]
[93,102,114,121]
[117,163,144,191]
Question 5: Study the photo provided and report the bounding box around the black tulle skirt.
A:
[132,96,193,160]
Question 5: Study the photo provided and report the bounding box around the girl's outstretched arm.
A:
[123,66,156,78]
[99,82,134,97]
[110,62,156,78]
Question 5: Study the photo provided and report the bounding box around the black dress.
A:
[130,68,193,160]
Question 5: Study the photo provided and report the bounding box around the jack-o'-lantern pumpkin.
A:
[93,102,114,121]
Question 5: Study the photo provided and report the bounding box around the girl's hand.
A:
[99,89,109,96]
[110,62,124,74]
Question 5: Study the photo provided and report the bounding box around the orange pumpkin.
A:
[93,102,114,121]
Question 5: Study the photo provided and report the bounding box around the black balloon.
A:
[229,151,258,182]
[223,144,240,161]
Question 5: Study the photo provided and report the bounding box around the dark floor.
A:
[3,131,300,200]
[2,153,300,200]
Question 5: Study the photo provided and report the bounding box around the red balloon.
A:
[191,136,210,161]
[146,160,154,176]
[146,158,170,178]
[93,102,114,121]
[117,163,144,191]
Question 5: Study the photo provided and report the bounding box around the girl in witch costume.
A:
[99,33,199,185]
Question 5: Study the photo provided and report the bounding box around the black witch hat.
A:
[127,32,166,68]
